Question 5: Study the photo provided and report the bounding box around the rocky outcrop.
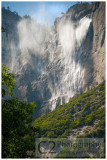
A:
[2,7,21,65]
[91,2,105,85]
[2,2,105,117]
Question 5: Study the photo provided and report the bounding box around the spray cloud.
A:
[49,17,92,110]
[7,11,91,111]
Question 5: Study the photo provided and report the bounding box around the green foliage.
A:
[33,82,105,139]
[45,107,51,117]
[2,65,39,158]
[7,6,10,10]
[56,146,90,158]
[2,64,16,97]
[2,97,38,158]
[2,26,6,32]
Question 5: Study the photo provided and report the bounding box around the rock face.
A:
[2,2,105,117]
[2,7,21,65]
[91,2,105,85]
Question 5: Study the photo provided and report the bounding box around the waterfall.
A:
[5,15,92,111]
[50,17,92,110]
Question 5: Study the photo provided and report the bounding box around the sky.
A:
[2,1,77,25]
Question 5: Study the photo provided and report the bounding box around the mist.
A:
[8,13,92,110]
[50,16,92,110]
[9,17,54,74]
[57,16,92,58]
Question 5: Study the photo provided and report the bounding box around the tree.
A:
[2,65,39,158]
[45,107,51,116]
[2,27,6,33]
[2,64,15,97]
[2,98,38,158]
[23,14,31,19]
[7,6,10,10]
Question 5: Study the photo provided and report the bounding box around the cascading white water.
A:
[50,17,92,110]
[7,15,91,111]
[9,18,54,74]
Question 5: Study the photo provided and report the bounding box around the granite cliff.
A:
[2,2,105,117]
